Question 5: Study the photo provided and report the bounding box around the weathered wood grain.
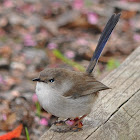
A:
[40,47,140,140]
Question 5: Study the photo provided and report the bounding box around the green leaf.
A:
[25,127,30,140]
[107,58,120,70]
[53,49,85,72]
[36,102,41,117]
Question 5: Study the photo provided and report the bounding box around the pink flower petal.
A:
[47,43,57,50]
[23,34,36,47]
[65,120,75,126]
[65,50,75,59]
[32,94,38,103]
[39,118,48,126]
[133,34,140,42]
[2,114,7,121]
[3,0,13,8]
[72,0,84,10]
[87,12,98,25]
[76,38,88,46]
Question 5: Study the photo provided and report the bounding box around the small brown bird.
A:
[33,13,120,130]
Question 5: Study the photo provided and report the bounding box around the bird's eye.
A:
[49,78,54,83]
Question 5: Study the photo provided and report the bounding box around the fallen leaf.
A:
[122,10,136,19]
[0,124,23,140]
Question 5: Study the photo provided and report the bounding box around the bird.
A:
[33,13,121,131]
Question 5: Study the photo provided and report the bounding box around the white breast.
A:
[36,82,96,118]
[36,82,59,113]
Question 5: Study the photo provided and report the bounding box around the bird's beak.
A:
[32,78,40,82]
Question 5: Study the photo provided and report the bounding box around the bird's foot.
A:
[52,117,84,132]
[65,117,83,131]
[53,115,86,132]
[66,115,86,127]
[66,119,83,131]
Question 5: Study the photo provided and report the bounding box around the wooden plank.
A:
[40,47,140,140]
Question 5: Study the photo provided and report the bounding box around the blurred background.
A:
[0,0,140,139]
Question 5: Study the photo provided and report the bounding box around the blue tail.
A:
[86,13,121,74]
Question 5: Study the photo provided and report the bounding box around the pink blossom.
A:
[2,114,7,121]
[3,0,13,8]
[23,34,36,47]
[65,50,75,59]
[47,42,57,50]
[39,118,48,126]
[133,34,140,42]
[32,93,38,103]
[72,0,84,10]
[76,38,88,46]
[65,120,75,126]
[87,12,98,25]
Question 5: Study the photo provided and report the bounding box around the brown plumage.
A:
[39,68,109,98]
[33,13,121,129]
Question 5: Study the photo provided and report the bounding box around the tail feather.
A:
[86,13,121,74]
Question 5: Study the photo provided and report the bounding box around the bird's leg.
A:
[71,115,87,127]
[65,115,86,131]
[65,115,86,129]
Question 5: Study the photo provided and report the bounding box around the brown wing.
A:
[63,74,109,99]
